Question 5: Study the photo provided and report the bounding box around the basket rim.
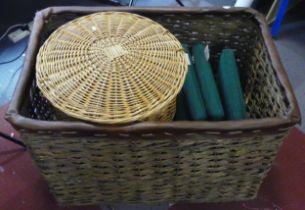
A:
[5,6,301,134]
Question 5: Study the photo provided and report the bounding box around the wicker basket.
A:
[36,12,187,124]
[6,7,300,206]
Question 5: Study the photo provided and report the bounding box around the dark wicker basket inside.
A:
[6,7,300,206]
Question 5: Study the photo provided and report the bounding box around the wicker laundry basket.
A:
[36,12,187,124]
[6,7,300,206]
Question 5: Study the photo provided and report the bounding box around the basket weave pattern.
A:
[152,13,289,118]
[7,8,299,206]
[36,12,187,124]
[25,131,287,205]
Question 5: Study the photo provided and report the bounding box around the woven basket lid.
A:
[36,12,187,124]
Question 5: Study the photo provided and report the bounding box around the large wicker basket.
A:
[6,7,300,206]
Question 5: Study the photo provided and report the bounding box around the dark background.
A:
[0,0,123,33]
[1,0,304,28]
[0,0,262,33]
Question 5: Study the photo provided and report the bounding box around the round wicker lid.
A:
[36,12,187,124]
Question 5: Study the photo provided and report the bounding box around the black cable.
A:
[176,0,184,6]
[93,0,122,6]
[0,24,28,149]
[0,45,27,65]
[0,131,27,149]
[0,25,28,149]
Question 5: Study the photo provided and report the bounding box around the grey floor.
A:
[0,37,27,106]
[274,20,305,131]
[0,1,304,209]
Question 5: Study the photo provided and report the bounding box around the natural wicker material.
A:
[6,7,300,206]
[24,130,288,205]
[36,12,187,124]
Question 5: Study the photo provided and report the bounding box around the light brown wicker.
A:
[36,12,187,124]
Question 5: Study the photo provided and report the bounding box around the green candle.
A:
[219,49,247,120]
[182,44,207,120]
[192,43,224,120]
